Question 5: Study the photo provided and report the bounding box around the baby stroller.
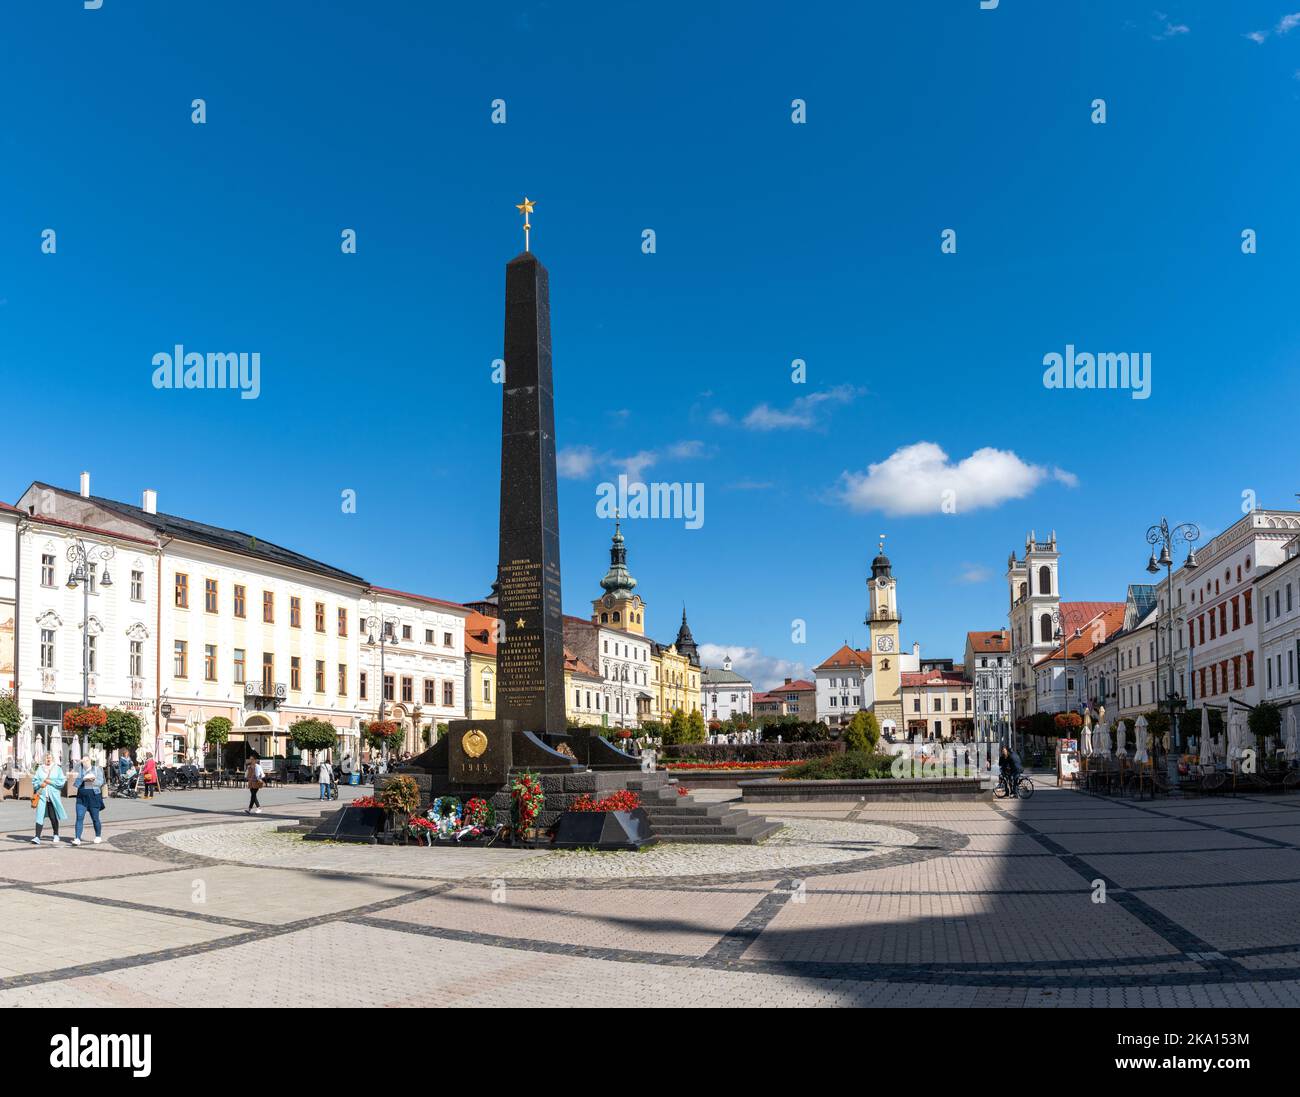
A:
[111,767,141,799]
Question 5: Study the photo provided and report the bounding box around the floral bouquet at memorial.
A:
[464,796,496,828]
[406,815,438,846]
[509,771,544,838]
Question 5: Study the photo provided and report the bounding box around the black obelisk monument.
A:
[495,250,566,735]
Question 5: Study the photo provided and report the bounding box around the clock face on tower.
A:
[876,577,889,589]
[877,636,895,653]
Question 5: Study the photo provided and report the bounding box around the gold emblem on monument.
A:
[461,728,488,759]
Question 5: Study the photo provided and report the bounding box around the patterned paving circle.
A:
[142,814,968,885]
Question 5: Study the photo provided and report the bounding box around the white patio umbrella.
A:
[1096,720,1112,760]
[17,725,32,772]
[1227,711,1244,763]
[1116,721,1128,758]
[1134,715,1149,764]
[0,724,7,769]
[1200,707,1213,764]
[1081,720,1094,755]
[70,733,82,767]
[50,726,63,768]
[1286,708,1298,764]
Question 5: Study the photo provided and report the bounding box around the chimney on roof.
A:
[912,641,920,658]
[784,677,792,685]
[79,471,90,498]
[142,489,157,515]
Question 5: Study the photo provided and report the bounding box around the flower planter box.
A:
[552,807,656,850]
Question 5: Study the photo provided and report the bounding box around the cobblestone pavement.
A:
[6,780,1300,1006]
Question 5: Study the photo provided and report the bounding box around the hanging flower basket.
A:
[62,706,107,732]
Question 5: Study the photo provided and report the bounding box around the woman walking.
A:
[245,754,264,814]
[31,751,67,845]
[72,755,105,846]
[140,752,159,799]
[317,755,334,801]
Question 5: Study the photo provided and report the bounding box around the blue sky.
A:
[3,1,1299,688]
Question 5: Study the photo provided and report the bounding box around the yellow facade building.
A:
[653,640,700,720]
[464,610,497,722]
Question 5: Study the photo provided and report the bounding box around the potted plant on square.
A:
[379,774,421,842]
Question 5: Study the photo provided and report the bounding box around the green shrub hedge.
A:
[781,751,897,780]
[660,741,844,763]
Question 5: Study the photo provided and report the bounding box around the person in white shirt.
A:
[317,758,334,801]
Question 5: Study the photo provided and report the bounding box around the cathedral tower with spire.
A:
[591,519,647,634]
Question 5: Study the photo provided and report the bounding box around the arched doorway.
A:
[232,713,277,769]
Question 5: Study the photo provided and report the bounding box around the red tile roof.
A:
[902,670,971,688]
[563,647,601,679]
[367,586,469,613]
[966,629,1010,653]
[1034,604,1126,664]
[464,610,498,656]
[815,645,872,670]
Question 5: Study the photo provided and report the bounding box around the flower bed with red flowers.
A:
[350,795,382,809]
[664,760,797,770]
[62,706,107,732]
[567,790,640,813]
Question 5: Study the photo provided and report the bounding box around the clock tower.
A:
[866,536,903,727]
[591,519,646,635]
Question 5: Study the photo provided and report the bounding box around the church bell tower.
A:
[866,536,903,728]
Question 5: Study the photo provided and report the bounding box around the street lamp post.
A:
[1145,517,1200,786]
[365,614,399,766]
[65,538,115,708]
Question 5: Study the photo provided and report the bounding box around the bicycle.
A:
[994,772,1034,800]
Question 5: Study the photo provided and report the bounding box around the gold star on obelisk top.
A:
[515,196,535,251]
[515,617,526,630]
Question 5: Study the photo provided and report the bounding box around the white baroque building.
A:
[1167,509,1300,729]
[701,655,754,723]
[10,498,160,765]
[1256,534,1300,711]
[359,587,468,754]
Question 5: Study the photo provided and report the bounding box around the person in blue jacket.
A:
[32,751,67,845]
[72,755,105,846]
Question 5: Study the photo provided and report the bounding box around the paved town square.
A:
[3,780,1300,1008]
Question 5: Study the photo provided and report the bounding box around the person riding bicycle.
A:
[999,745,1023,794]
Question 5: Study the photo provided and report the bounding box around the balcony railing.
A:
[245,681,287,708]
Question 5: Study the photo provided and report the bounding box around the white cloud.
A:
[698,643,808,692]
[1052,467,1080,488]
[708,409,733,427]
[557,445,599,479]
[665,440,705,460]
[556,440,706,481]
[617,450,658,481]
[955,563,993,584]
[1151,13,1189,39]
[739,384,860,431]
[1245,12,1300,42]
[837,442,1075,516]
